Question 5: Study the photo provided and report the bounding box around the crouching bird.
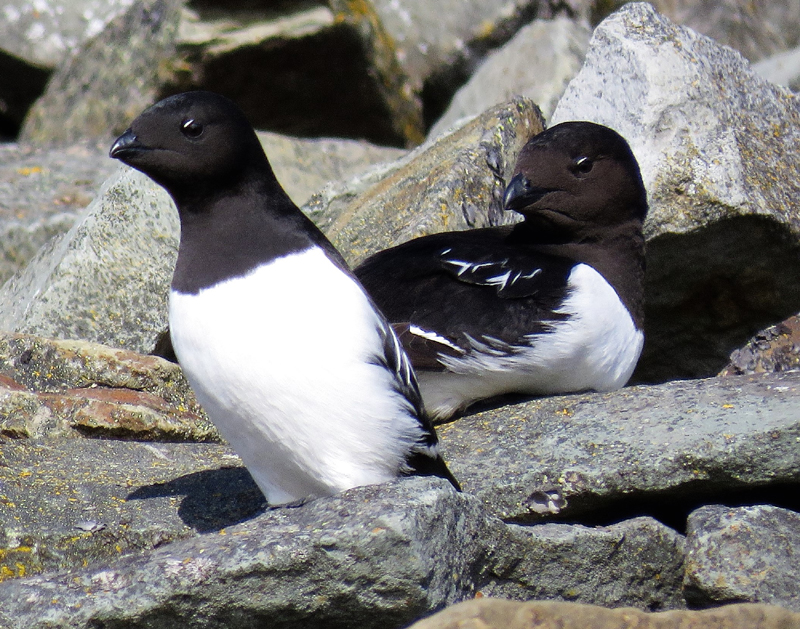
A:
[356,122,648,422]
[110,90,459,505]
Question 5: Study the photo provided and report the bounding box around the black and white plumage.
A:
[356,121,648,422]
[109,90,459,505]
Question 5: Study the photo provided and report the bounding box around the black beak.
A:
[109,128,143,161]
[503,173,549,212]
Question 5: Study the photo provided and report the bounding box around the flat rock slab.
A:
[685,505,800,611]
[0,438,260,582]
[439,371,800,524]
[0,477,491,629]
[407,597,800,629]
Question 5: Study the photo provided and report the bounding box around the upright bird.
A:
[110,90,459,505]
[356,122,648,422]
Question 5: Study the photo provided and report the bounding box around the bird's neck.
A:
[170,177,327,295]
[512,218,646,329]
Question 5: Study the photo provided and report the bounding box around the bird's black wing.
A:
[371,314,461,490]
[356,228,575,368]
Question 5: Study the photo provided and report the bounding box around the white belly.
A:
[421,263,644,420]
[169,247,422,504]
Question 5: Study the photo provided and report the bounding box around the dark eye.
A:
[572,156,593,175]
[181,119,204,138]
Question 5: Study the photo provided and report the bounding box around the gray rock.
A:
[19,0,184,144]
[306,97,543,267]
[257,131,405,208]
[551,2,800,383]
[0,0,135,138]
[0,0,134,69]
[0,141,118,284]
[172,4,418,146]
[0,133,402,285]
[652,0,800,62]
[482,517,686,610]
[407,597,800,629]
[719,315,800,376]
[0,476,493,629]
[440,370,800,523]
[429,17,590,138]
[0,438,256,582]
[753,45,800,92]
[0,167,177,354]
[327,0,587,141]
[684,505,800,611]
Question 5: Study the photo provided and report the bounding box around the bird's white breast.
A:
[421,263,644,419]
[169,247,422,505]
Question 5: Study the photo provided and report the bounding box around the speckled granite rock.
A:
[754,46,800,92]
[0,167,177,354]
[306,97,543,266]
[406,598,800,629]
[0,477,489,629]
[0,133,402,285]
[0,141,117,284]
[719,315,800,376]
[19,0,185,144]
[551,2,800,383]
[652,0,800,62]
[0,438,256,582]
[0,0,136,139]
[439,370,800,523]
[328,0,588,135]
[684,505,800,611]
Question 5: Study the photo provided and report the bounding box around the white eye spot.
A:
[181,119,204,138]
[573,156,593,175]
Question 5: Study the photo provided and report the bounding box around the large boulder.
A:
[19,0,185,145]
[428,16,591,137]
[308,97,543,266]
[551,2,800,383]
[0,0,135,139]
[0,141,117,284]
[0,167,177,354]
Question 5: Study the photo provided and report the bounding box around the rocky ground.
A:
[1,1,800,628]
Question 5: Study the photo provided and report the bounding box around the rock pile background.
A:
[1,1,800,628]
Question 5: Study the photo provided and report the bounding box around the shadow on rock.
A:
[127,466,267,532]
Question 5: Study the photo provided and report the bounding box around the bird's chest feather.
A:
[168,248,385,436]
[440,263,643,390]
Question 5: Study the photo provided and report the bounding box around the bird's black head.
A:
[110,91,269,203]
[503,121,648,238]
